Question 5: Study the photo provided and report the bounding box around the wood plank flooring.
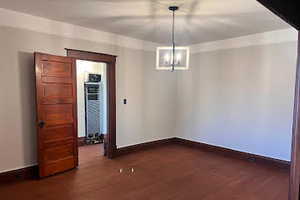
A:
[0,144,289,200]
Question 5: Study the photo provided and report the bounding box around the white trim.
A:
[0,8,160,51]
[0,164,37,174]
[156,46,190,70]
[190,28,298,54]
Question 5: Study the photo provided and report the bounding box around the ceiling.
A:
[0,0,291,45]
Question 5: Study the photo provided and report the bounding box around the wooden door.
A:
[35,52,78,178]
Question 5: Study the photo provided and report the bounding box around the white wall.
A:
[76,60,107,138]
[0,9,176,173]
[176,30,298,161]
[116,48,178,148]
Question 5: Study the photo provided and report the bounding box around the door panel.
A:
[35,52,78,178]
[42,61,72,77]
[43,142,74,162]
[42,104,74,125]
[42,76,73,84]
[43,84,73,97]
[42,125,74,142]
[43,157,76,177]
[41,97,74,105]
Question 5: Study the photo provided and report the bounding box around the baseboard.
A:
[0,165,38,184]
[173,138,290,169]
[78,137,86,147]
[1,137,289,184]
[116,137,289,169]
[116,138,177,156]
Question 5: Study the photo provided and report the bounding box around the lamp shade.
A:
[156,46,190,70]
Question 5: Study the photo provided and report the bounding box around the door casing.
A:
[66,49,117,159]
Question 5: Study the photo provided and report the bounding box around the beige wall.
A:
[176,41,298,161]
[0,26,177,173]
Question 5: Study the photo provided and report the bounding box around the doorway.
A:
[76,60,108,164]
[66,49,117,159]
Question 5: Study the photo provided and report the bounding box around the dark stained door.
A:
[35,52,78,178]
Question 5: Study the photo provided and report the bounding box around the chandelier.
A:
[156,6,190,71]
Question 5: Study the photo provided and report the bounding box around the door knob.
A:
[38,121,45,128]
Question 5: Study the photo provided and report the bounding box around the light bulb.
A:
[176,53,182,65]
[164,53,170,65]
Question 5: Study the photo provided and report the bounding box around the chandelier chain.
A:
[172,9,175,71]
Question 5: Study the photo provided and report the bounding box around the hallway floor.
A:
[0,144,289,200]
[79,143,104,165]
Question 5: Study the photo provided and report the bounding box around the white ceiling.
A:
[0,0,290,45]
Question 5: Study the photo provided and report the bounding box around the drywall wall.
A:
[0,25,177,173]
[116,45,178,148]
[76,60,107,138]
[176,36,298,161]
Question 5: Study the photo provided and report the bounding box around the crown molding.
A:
[0,8,160,51]
[190,28,298,54]
[0,8,297,54]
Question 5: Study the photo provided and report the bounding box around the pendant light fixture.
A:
[156,6,190,71]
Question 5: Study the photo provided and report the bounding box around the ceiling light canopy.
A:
[156,6,190,71]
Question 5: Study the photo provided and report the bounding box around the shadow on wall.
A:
[18,51,37,165]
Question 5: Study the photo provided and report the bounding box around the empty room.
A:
[0,0,299,200]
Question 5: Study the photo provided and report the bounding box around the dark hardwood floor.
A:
[0,144,289,200]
